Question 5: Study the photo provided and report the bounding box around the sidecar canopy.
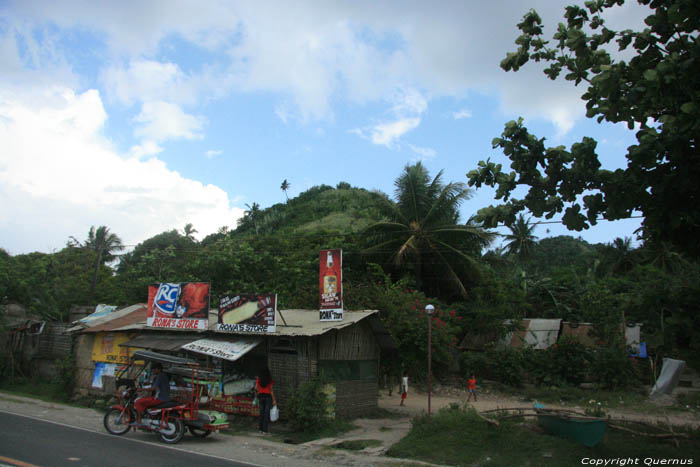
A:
[132,350,198,367]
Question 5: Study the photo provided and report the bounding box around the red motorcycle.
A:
[103,350,228,444]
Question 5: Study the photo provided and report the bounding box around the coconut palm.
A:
[364,162,494,299]
[182,223,198,241]
[503,214,538,261]
[70,225,124,304]
[280,179,290,202]
[244,202,262,235]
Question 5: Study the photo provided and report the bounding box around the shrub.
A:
[526,337,592,387]
[286,377,332,432]
[590,342,640,389]
[53,355,75,399]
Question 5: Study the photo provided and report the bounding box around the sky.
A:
[0,0,650,255]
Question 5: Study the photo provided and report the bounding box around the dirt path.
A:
[377,387,700,428]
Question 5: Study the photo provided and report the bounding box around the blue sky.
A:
[0,1,649,255]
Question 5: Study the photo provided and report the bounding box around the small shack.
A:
[70,306,393,419]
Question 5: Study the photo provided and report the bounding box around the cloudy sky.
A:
[0,0,649,255]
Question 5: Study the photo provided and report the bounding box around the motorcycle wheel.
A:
[104,408,133,435]
[188,426,213,438]
[159,418,185,444]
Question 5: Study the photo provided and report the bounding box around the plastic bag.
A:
[270,405,279,422]
[252,395,258,407]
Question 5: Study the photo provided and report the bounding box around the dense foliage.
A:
[468,0,700,259]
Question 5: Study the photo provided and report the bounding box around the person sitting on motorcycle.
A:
[134,362,170,423]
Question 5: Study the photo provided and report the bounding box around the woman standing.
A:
[256,367,276,434]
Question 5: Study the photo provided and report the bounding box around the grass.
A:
[0,380,71,404]
[333,439,382,451]
[278,419,358,444]
[386,405,700,467]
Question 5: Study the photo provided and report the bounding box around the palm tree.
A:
[182,223,198,241]
[70,225,124,305]
[280,179,290,203]
[364,162,494,298]
[503,214,538,261]
[244,202,261,235]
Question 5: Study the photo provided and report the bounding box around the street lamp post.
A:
[425,304,434,415]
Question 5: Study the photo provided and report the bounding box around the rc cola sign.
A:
[147,282,210,330]
[153,283,180,315]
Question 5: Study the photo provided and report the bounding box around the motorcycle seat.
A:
[151,400,180,409]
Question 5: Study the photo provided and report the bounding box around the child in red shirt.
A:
[467,374,477,402]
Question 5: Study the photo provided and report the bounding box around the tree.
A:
[244,202,261,235]
[280,179,290,203]
[364,162,494,299]
[503,214,538,261]
[70,225,124,305]
[182,223,198,241]
[467,0,700,258]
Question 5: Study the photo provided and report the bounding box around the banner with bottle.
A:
[146,282,210,330]
[216,294,277,333]
[319,248,343,321]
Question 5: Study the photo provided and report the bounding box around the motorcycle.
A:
[103,350,228,444]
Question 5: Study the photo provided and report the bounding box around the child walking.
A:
[467,373,477,402]
[399,371,408,406]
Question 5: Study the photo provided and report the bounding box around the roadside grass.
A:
[0,379,71,404]
[219,415,357,444]
[333,439,382,451]
[386,405,700,467]
[277,419,358,444]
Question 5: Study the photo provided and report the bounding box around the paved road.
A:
[0,411,254,467]
[0,394,389,466]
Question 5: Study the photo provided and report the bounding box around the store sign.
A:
[182,338,261,362]
[147,282,210,330]
[91,332,138,364]
[216,294,277,333]
[319,248,343,321]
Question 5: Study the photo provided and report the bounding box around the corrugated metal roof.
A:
[120,333,199,351]
[81,304,148,333]
[74,305,389,342]
[68,304,146,333]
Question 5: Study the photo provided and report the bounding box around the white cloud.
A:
[407,144,436,160]
[205,149,222,159]
[133,101,206,142]
[102,60,189,107]
[371,117,421,147]
[129,141,163,159]
[4,0,655,133]
[453,109,472,119]
[0,87,243,254]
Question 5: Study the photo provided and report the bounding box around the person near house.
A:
[255,367,276,434]
[467,373,477,402]
[134,362,170,422]
[399,371,408,406]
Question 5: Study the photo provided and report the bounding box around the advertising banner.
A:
[216,294,277,333]
[91,332,138,364]
[319,248,343,321]
[182,337,262,361]
[147,282,210,330]
[91,362,118,388]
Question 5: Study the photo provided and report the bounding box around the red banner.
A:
[146,282,210,330]
[319,249,343,321]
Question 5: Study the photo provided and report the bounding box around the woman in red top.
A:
[255,367,276,434]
